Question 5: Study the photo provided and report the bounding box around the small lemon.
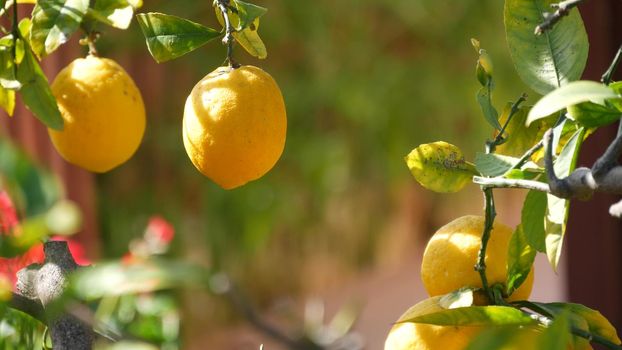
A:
[48,55,145,172]
[182,65,287,189]
[384,296,482,350]
[421,215,534,301]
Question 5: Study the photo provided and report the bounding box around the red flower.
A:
[145,216,175,244]
[0,190,18,233]
[0,191,91,286]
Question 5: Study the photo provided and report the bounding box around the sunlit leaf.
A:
[527,81,618,125]
[506,225,536,296]
[16,45,63,130]
[534,302,621,345]
[465,327,530,350]
[405,141,477,193]
[439,288,474,309]
[521,189,547,252]
[474,153,522,177]
[538,312,572,350]
[400,306,535,327]
[136,12,221,63]
[215,8,267,59]
[495,104,550,160]
[30,0,90,57]
[504,0,588,95]
[567,101,622,128]
[0,85,15,116]
[45,200,82,236]
[232,0,267,30]
[88,0,142,29]
[545,128,584,271]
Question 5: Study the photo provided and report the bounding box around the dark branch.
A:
[8,292,45,323]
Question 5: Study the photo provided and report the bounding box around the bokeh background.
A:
[1,0,621,349]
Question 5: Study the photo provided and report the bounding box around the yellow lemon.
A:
[182,65,287,189]
[421,215,534,301]
[384,296,482,350]
[385,297,593,350]
[48,55,145,173]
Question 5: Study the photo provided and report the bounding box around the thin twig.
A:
[473,176,551,193]
[601,44,622,85]
[488,93,528,152]
[535,0,586,35]
[216,0,239,68]
[510,140,544,171]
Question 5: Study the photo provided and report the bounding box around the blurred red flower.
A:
[145,216,175,244]
[0,190,90,286]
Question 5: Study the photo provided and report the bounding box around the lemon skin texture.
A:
[182,65,287,189]
[48,55,146,173]
[421,215,534,301]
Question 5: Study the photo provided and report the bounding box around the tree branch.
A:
[473,176,551,193]
[535,0,586,35]
[8,292,45,323]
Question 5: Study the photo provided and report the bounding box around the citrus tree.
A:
[0,0,300,349]
[391,0,622,349]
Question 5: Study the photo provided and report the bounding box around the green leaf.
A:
[88,0,142,30]
[29,0,90,58]
[504,168,542,180]
[136,12,221,63]
[232,0,267,30]
[474,153,521,177]
[567,101,622,128]
[405,141,477,193]
[504,0,588,95]
[506,225,536,296]
[521,189,547,252]
[439,288,474,309]
[527,81,618,125]
[0,85,15,115]
[545,128,585,271]
[16,46,63,130]
[400,306,536,327]
[215,7,267,59]
[233,19,267,59]
[536,302,621,345]
[465,327,526,350]
[69,259,212,300]
[538,312,572,350]
[476,84,501,130]
[0,35,23,90]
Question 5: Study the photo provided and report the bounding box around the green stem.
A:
[602,44,622,85]
[11,0,17,78]
[475,187,496,303]
[488,93,528,151]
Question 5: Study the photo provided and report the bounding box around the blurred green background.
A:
[6,0,538,347]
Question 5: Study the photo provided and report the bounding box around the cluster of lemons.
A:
[48,55,286,189]
[384,215,592,350]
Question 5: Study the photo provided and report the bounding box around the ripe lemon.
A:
[182,65,287,189]
[48,55,145,173]
[385,296,593,350]
[421,215,534,301]
[384,296,482,350]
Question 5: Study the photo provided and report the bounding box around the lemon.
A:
[421,215,534,301]
[384,296,482,350]
[385,296,593,350]
[48,55,146,173]
[182,65,287,189]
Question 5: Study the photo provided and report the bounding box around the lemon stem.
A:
[216,0,239,68]
[475,187,495,303]
[11,0,17,78]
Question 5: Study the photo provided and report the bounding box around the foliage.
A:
[403,0,622,348]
